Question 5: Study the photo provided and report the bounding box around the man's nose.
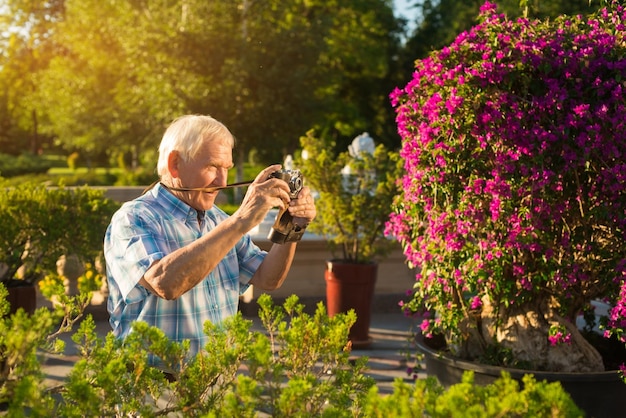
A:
[215,169,229,186]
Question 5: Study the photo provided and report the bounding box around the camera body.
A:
[268,169,303,199]
[267,169,307,244]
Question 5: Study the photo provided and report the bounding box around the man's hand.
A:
[288,186,317,227]
[233,164,293,232]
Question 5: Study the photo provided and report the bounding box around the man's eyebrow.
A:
[217,163,235,170]
[206,160,234,169]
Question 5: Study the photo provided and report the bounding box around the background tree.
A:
[1,0,605,177]
[37,0,185,169]
[7,0,402,174]
[0,0,65,155]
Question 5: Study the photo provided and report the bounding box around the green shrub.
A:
[47,170,119,186]
[219,162,266,204]
[55,294,374,417]
[0,182,120,285]
[0,284,93,416]
[0,171,119,187]
[219,203,239,215]
[113,167,158,186]
[0,153,56,178]
[0,292,583,417]
[364,372,583,418]
[66,152,79,171]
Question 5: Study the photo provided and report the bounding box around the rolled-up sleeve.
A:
[105,208,164,302]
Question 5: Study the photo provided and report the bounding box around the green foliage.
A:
[297,130,403,263]
[2,0,402,168]
[65,152,79,171]
[478,344,532,370]
[0,153,56,177]
[364,372,583,418]
[2,0,601,166]
[59,294,374,416]
[219,162,266,205]
[0,182,121,284]
[0,283,93,415]
[436,372,583,418]
[0,291,583,416]
[112,167,159,187]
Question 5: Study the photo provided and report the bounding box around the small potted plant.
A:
[0,181,119,312]
[385,2,626,416]
[297,130,402,347]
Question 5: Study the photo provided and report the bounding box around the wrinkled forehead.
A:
[186,127,234,162]
[188,135,234,169]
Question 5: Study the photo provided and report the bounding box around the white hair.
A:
[157,115,235,180]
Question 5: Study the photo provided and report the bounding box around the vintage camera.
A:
[267,169,307,244]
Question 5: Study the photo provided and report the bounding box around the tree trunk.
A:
[234,147,245,203]
[458,296,604,372]
[31,109,39,154]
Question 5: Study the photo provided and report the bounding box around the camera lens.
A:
[292,177,303,192]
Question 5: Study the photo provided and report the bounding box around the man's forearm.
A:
[141,216,250,299]
[249,242,298,290]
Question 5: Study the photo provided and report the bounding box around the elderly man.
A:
[104,114,316,371]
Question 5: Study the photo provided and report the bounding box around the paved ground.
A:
[343,312,425,394]
[41,298,424,395]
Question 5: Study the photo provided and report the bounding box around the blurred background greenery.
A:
[0,0,599,198]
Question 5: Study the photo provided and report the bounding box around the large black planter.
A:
[417,333,626,418]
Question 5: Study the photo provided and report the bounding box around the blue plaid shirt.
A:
[104,183,266,365]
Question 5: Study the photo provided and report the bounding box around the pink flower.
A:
[470,296,482,310]
[387,2,626,358]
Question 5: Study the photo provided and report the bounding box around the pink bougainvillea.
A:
[387,2,626,349]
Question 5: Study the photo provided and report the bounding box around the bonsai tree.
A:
[0,182,119,288]
[386,2,626,372]
[297,131,402,264]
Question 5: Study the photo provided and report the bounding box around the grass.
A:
[47,167,125,176]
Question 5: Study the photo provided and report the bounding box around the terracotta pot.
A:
[416,332,626,418]
[324,260,377,349]
[4,279,36,316]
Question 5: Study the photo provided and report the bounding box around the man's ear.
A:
[167,151,181,178]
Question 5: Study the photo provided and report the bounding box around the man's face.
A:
[174,137,233,211]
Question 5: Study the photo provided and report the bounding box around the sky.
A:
[394,0,418,21]
[393,0,419,32]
